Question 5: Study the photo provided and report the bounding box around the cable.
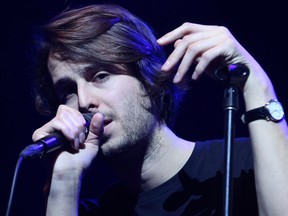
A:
[5,156,24,216]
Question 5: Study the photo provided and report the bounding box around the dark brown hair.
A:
[32,4,186,125]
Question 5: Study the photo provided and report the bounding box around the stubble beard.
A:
[100,94,157,159]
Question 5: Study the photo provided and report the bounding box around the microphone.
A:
[20,112,94,159]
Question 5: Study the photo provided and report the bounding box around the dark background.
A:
[1,0,287,215]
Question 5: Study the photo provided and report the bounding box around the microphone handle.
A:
[20,112,94,159]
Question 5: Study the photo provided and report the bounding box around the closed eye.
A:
[58,87,77,104]
[54,78,77,104]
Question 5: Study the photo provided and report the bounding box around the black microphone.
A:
[20,112,94,159]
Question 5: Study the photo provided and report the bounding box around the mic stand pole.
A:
[222,85,238,216]
[214,64,249,216]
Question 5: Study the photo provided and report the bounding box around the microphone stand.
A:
[214,64,249,216]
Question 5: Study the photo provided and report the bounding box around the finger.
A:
[32,106,87,151]
[55,107,87,150]
[192,44,227,80]
[174,39,182,48]
[157,22,214,45]
[173,33,224,83]
[161,38,190,71]
[77,112,104,161]
[178,31,233,83]
[161,30,219,72]
[157,23,195,45]
[64,111,87,145]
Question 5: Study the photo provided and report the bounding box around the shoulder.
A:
[194,137,251,159]
[184,137,253,178]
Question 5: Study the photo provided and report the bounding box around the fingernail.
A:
[79,132,86,143]
[158,35,169,43]
[173,72,181,83]
[157,38,164,44]
[192,71,198,80]
[74,138,79,150]
[161,61,170,71]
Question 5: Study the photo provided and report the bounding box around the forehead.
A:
[47,53,92,80]
[47,52,132,81]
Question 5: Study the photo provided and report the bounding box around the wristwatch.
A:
[241,99,285,124]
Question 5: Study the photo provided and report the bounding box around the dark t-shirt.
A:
[79,138,258,215]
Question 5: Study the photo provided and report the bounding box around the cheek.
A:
[111,85,147,112]
[102,76,150,114]
[111,89,140,110]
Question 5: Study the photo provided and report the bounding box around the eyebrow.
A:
[74,64,96,76]
[83,63,129,76]
[53,63,128,89]
[52,64,104,88]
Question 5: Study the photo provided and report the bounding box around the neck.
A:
[140,125,195,191]
[104,123,195,192]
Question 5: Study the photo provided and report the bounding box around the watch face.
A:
[268,100,285,121]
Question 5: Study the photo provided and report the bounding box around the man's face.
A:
[47,55,157,158]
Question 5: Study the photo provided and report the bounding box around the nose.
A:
[77,81,99,112]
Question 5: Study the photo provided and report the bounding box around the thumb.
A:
[86,112,104,143]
